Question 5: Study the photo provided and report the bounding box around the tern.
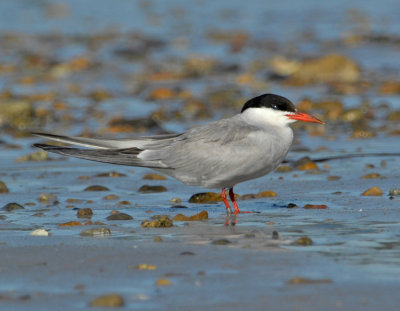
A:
[33,93,323,214]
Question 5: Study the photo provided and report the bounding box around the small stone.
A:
[294,236,313,246]
[106,213,133,221]
[89,294,124,307]
[389,189,400,196]
[3,202,24,211]
[77,208,93,218]
[170,198,182,203]
[286,277,332,285]
[80,227,111,237]
[66,198,84,204]
[155,278,172,286]
[59,221,82,227]
[189,192,221,203]
[138,185,167,193]
[84,185,109,191]
[327,176,341,181]
[287,203,298,208]
[30,229,50,236]
[362,186,383,196]
[272,231,279,239]
[117,200,131,206]
[297,162,318,171]
[103,194,120,200]
[154,236,163,242]
[240,194,257,200]
[257,190,277,197]
[211,239,231,245]
[142,173,167,180]
[173,210,208,221]
[38,193,58,205]
[141,215,173,228]
[0,181,9,193]
[361,173,382,179]
[15,150,50,162]
[303,204,328,209]
[136,264,157,270]
[170,205,188,209]
[95,171,126,178]
[275,165,292,173]
[180,251,195,255]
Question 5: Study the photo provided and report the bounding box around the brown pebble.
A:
[173,210,208,221]
[138,185,167,193]
[137,264,157,270]
[297,162,318,170]
[362,186,383,196]
[84,185,109,191]
[189,192,221,203]
[103,194,120,200]
[257,190,277,198]
[155,278,172,286]
[361,173,382,179]
[89,294,124,307]
[327,176,341,181]
[141,215,173,228]
[294,236,313,246]
[95,171,126,178]
[106,213,133,221]
[3,202,24,211]
[275,165,292,173]
[303,204,328,209]
[117,200,131,206]
[0,181,9,193]
[77,208,93,218]
[142,173,167,180]
[59,221,82,227]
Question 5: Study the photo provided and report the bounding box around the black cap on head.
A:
[241,94,297,113]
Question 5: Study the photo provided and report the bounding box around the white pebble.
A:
[30,229,50,236]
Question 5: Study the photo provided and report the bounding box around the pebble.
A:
[173,210,208,221]
[327,176,341,181]
[106,213,133,221]
[59,221,82,227]
[66,198,84,204]
[272,231,279,239]
[38,193,58,205]
[293,236,313,246]
[103,194,120,200]
[303,204,328,209]
[77,208,93,218]
[84,185,110,191]
[89,294,125,307]
[362,186,383,196]
[389,188,400,196]
[257,190,277,197]
[15,150,50,162]
[287,203,298,208]
[170,198,182,203]
[155,278,172,286]
[80,227,111,237]
[30,229,50,236]
[3,202,24,211]
[141,215,173,228]
[275,165,292,173]
[154,236,163,242]
[117,200,131,206]
[211,239,232,245]
[361,173,382,179]
[0,181,9,193]
[136,264,157,270]
[142,173,167,180]
[189,192,221,203]
[138,185,167,193]
[294,156,318,171]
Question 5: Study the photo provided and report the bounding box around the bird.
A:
[33,93,323,214]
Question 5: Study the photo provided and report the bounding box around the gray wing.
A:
[140,116,263,186]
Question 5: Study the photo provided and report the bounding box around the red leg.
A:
[221,188,232,214]
[229,187,252,214]
[228,187,240,214]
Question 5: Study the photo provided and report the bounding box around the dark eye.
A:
[271,104,279,110]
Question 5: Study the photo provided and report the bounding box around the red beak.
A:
[285,112,324,124]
